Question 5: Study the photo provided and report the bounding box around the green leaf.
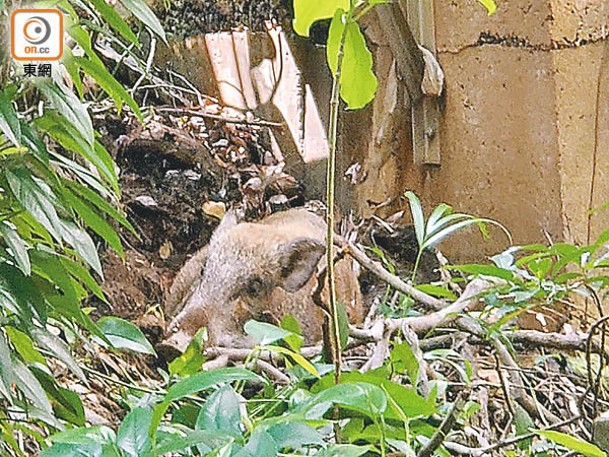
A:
[5,327,46,365]
[5,168,62,242]
[305,382,387,418]
[12,358,53,415]
[119,0,166,42]
[266,421,323,450]
[327,11,378,109]
[390,341,419,386]
[415,284,457,300]
[31,367,86,426]
[88,0,140,45]
[405,191,425,248]
[37,80,93,146]
[35,113,119,194]
[151,376,249,438]
[96,316,155,355]
[0,88,22,146]
[0,331,13,399]
[234,429,278,457]
[280,315,304,351]
[40,443,104,457]
[478,0,497,15]
[447,264,514,281]
[57,219,103,277]
[116,407,153,457]
[244,320,293,346]
[151,368,259,436]
[292,0,349,37]
[0,220,31,275]
[64,179,133,233]
[63,48,84,99]
[75,56,143,121]
[535,430,606,457]
[165,368,259,403]
[63,187,124,257]
[31,327,86,382]
[153,429,232,456]
[195,385,242,438]
[514,404,533,450]
[267,345,320,379]
[316,444,373,456]
[61,256,107,302]
[168,327,207,376]
[48,424,116,446]
[425,203,452,235]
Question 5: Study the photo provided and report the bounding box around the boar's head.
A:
[158,209,327,358]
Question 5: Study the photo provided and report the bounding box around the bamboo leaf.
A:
[37,80,93,146]
[119,0,166,42]
[0,89,21,147]
[0,221,31,275]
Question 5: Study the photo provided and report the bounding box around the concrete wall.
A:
[153,0,609,262]
[344,0,609,261]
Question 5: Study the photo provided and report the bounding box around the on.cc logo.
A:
[23,16,52,45]
[11,9,63,61]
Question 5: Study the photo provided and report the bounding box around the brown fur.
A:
[158,209,362,356]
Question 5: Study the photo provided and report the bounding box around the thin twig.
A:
[156,107,283,127]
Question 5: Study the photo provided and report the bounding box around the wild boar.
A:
[158,208,362,357]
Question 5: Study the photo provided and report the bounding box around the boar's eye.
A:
[245,277,265,297]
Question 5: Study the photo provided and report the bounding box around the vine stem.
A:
[326,11,349,385]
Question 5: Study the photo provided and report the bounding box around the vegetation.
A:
[0,0,607,456]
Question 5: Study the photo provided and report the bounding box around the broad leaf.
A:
[153,429,232,456]
[304,382,387,418]
[31,327,86,382]
[151,368,259,435]
[267,345,320,379]
[234,429,278,457]
[536,430,606,457]
[266,421,323,450]
[165,368,259,403]
[96,316,155,355]
[195,385,242,438]
[292,0,349,37]
[63,187,124,257]
[5,327,46,366]
[327,10,377,109]
[244,320,293,346]
[168,327,207,376]
[116,407,153,457]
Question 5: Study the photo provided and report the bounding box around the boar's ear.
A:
[278,238,325,292]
